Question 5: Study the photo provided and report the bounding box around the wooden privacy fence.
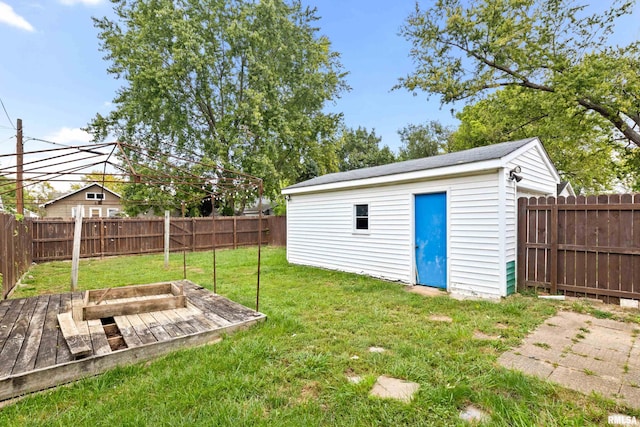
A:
[0,213,33,298]
[28,215,287,262]
[518,194,640,303]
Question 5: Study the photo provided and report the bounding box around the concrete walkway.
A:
[499,311,640,409]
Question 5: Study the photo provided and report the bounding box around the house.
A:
[42,183,123,218]
[282,137,561,299]
[243,198,275,216]
[557,181,575,197]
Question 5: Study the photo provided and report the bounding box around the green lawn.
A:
[2,247,638,426]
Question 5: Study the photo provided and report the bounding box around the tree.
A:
[88,0,347,214]
[0,176,16,212]
[397,121,452,161]
[0,177,55,216]
[451,86,623,192]
[398,0,640,148]
[336,127,395,171]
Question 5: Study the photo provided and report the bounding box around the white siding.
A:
[507,144,558,197]
[287,172,504,299]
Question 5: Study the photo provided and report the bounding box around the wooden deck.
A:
[0,280,266,401]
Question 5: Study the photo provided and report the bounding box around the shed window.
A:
[86,192,105,200]
[355,204,369,230]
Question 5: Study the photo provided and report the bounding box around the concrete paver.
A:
[459,405,490,423]
[369,375,420,403]
[498,311,640,409]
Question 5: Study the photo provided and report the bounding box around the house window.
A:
[89,207,101,218]
[107,208,119,217]
[86,192,105,200]
[354,204,369,231]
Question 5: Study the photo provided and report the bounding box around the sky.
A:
[0,0,455,176]
[0,0,639,190]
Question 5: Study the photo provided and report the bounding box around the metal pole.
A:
[181,201,186,280]
[256,182,262,312]
[164,210,170,268]
[16,119,23,216]
[212,194,217,294]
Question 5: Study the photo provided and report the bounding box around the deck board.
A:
[113,315,144,348]
[174,307,211,333]
[12,296,50,375]
[0,297,39,378]
[0,299,27,344]
[55,293,73,364]
[138,312,172,342]
[34,294,60,369]
[0,298,15,319]
[87,319,111,356]
[0,280,265,402]
[147,311,184,339]
[127,314,158,345]
[162,309,199,335]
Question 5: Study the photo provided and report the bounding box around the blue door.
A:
[415,193,447,288]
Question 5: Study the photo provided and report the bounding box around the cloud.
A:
[0,2,35,32]
[58,0,103,5]
[44,127,93,144]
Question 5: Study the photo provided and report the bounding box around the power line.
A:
[0,97,16,130]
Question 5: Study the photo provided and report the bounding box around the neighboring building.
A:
[42,183,123,218]
[282,137,561,300]
[557,181,576,197]
[243,198,274,216]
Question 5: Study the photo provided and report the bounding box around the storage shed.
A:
[282,137,562,299]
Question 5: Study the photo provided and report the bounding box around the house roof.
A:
[42,183,122,207]
[557,181,576,197]
[285,138,538,191]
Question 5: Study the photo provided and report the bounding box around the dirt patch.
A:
[473,331,500,341]
[429,315,453,323]
[297,381,321,404]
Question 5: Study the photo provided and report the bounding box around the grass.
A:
[2,247,639,426]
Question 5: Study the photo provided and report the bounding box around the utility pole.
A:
[16,118,24,216]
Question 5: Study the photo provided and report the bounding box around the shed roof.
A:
[285,137,537,191]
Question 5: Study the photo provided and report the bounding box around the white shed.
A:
[282,137,562,299]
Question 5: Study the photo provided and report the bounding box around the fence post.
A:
[99,217,105,258]
[517,198,527,291]
[164,211,170,268]
[191,217,196,251]
[550,201,559,295]
[233,216,237,249]
[71,205,83,291]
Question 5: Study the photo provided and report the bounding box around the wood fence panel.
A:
[596,195,609,294]
[267,216,287,246]
[1,213,33,298]
[557,196,567,290]
[29,215,286,262]
[518,194,640,303]
[609,194,621,294]
[620,195,634,296]
[573,196,585,289]
[585,195,598,292]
